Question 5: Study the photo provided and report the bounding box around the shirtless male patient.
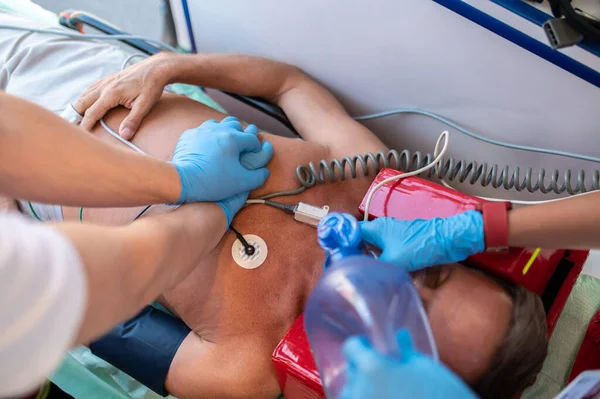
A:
[69,51,548,399]
[2,31,547,398]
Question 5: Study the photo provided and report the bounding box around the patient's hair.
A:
[472,273,548,399]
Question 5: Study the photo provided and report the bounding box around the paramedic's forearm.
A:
[508,192,600,249]
[0,92,180,206]
[53,202,226,345]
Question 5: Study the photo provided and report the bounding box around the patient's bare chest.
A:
[164,166,373,347]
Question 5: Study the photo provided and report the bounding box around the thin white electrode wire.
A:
[100,119,145,154]
[363,131,450,221]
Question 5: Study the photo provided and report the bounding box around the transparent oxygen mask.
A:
[304,212,438,399]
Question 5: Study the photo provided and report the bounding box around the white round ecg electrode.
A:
[231,234,268,269]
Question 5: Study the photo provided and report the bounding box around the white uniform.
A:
[0,11,128,222]
[0,12,127,114]
[0,212,87,397]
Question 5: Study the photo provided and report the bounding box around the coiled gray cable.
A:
[295,150,600,195]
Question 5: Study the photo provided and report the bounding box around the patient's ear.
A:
[411,264,455,310]
[412,278,434,310]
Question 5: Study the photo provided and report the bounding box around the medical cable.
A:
[77,120,148,222]
[245,199,265,205]
[265,200,296,214]
[294,142,600,194]
[354,108,600,164]
[100,119,146,153]
[133,205,152,221]
[0,24,179,53]
[121,53,149,70]
[83,121,151,222]
[249,199,296,214]
[255,187,308,201]
[230,225,256,256]
[292,142,600,200]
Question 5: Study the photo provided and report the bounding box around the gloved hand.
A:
[341,330,478,399]
[171,116,273,221]
[360,211,484,273]
[238,124,273,169]
[215,191,250,227]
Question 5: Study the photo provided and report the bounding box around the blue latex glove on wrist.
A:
[341,330,478,399]
[360,210,485,273]
[215,191,250,227]
[171,116,273,224]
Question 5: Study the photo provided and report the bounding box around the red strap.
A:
[476,202,512,252]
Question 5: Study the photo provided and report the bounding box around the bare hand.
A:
[74,52,176,139]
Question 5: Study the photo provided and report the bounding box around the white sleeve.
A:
[0,213,87,397]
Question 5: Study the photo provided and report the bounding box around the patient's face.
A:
[412,264,513,384]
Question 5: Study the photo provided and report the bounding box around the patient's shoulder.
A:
[251,132,331,198]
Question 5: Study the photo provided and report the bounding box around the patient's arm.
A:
[76,53,387,156]
[163,54,387,155]
[166,333,278,399]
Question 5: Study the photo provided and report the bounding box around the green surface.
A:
[522,274,600,399]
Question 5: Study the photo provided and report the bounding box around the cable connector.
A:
[294,202,330,227]
[263,200,296,214]
[543,18,583,49]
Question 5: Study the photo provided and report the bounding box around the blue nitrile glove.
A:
[171,116,272,205]
[218,116,274,170]
[238,124,274,170]
[360,210,484,272]
[171,116,273,225]
[214,117,273,225]
[341,329,478,399]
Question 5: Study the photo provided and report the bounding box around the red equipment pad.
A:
[358,168,564,295]
[272,314,325,399]
[568,307,600,383]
